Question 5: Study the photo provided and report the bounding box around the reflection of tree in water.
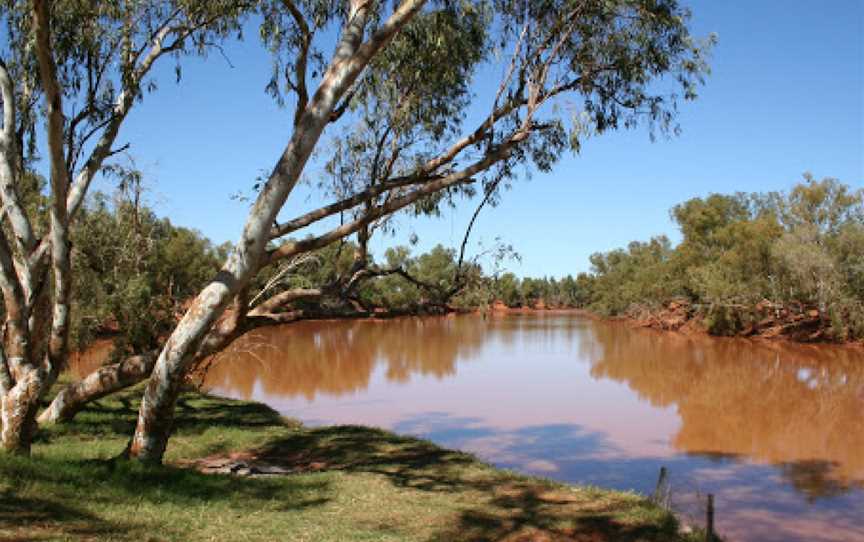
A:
[486,312,591,352]
[780,460,853,502]
[204,316,486,400]
[586,322,864,497]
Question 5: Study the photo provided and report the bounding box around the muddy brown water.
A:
[71,314,864,541]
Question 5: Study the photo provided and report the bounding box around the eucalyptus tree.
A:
[0,0,251,453]
[120,0,711,464]
[315,4,485,297]
[21,0,711,461]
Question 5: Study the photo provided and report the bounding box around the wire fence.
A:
[651,466,721,541]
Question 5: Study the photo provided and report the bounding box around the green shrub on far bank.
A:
[573,175,864,340]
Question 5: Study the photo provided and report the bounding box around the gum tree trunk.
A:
[0,367,41,454]
[37,352,158,424]
[0,1,263,454]
[127,0,426,464]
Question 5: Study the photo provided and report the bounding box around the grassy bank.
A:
[2,385,701,542]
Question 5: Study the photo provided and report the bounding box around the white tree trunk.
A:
[128,0,427,463]
[38,352,158,425]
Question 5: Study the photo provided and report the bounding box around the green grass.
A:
[1,384,703,541]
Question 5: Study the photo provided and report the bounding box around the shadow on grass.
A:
[35,387,286,445]
[3,388,330,541]
[0,447,332,512]
[428,497,681,542]
[22,387,688,541]
[0,490,128,541]
[239,425,686,542]
[245,425,480,491]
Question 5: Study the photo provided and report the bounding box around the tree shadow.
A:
[35,387,286,444]
[225,425,685,541]
[7,388,333,540]
[430,498,681,542]
[239,425,483,493]
[0,490,133,541]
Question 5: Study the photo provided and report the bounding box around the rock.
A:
[665,317,685,330]
[757,317,775,329]
[225,461,251,475]
[250,464,293,475]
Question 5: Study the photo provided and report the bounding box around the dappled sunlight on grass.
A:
[0,383,698,541]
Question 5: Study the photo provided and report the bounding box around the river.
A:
[83,313,864,541]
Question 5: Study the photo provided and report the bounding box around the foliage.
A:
[1,0,714,458]
[577,176,864,340]
[71,188,222,352]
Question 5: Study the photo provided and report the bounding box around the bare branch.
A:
[282,0,312,126]
[248,288,322,316]
[66,10,236,221]
[266,129,532,264]
[344,265,439,295]
[269,173,437,239]
[0,61,37,258]
[248,252,318,307]
[455,176,500,281]
[0,58,14,146]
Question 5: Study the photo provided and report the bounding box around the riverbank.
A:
[622,301,864,346]
[490,302,864,346]
[2,383,704,541]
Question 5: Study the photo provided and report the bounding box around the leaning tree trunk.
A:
[37,352,158,424]
[38,287,319,425]
[126,0,425,464]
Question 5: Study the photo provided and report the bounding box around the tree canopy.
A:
[0,0,712,460]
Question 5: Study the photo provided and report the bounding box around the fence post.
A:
[653,466,668,508]
[706,493,715,541]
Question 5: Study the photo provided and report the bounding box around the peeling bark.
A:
[128,0,426,464]
[0,366,40,454]
[38,352,158,425]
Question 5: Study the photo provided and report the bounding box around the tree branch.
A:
[33,0,74,380]
[66,10,230,222]
[0,62,37,260]
[0,58,14,146]
[248,288,322,316]
[269,173,438,239]
[282,0,312,126]
[266,129,531,265]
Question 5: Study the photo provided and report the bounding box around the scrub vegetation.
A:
[551,176,863,342]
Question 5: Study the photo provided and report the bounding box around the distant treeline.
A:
[503,175,864,341]
[68,175,863,348]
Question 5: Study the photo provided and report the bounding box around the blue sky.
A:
[100,0,863,278]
